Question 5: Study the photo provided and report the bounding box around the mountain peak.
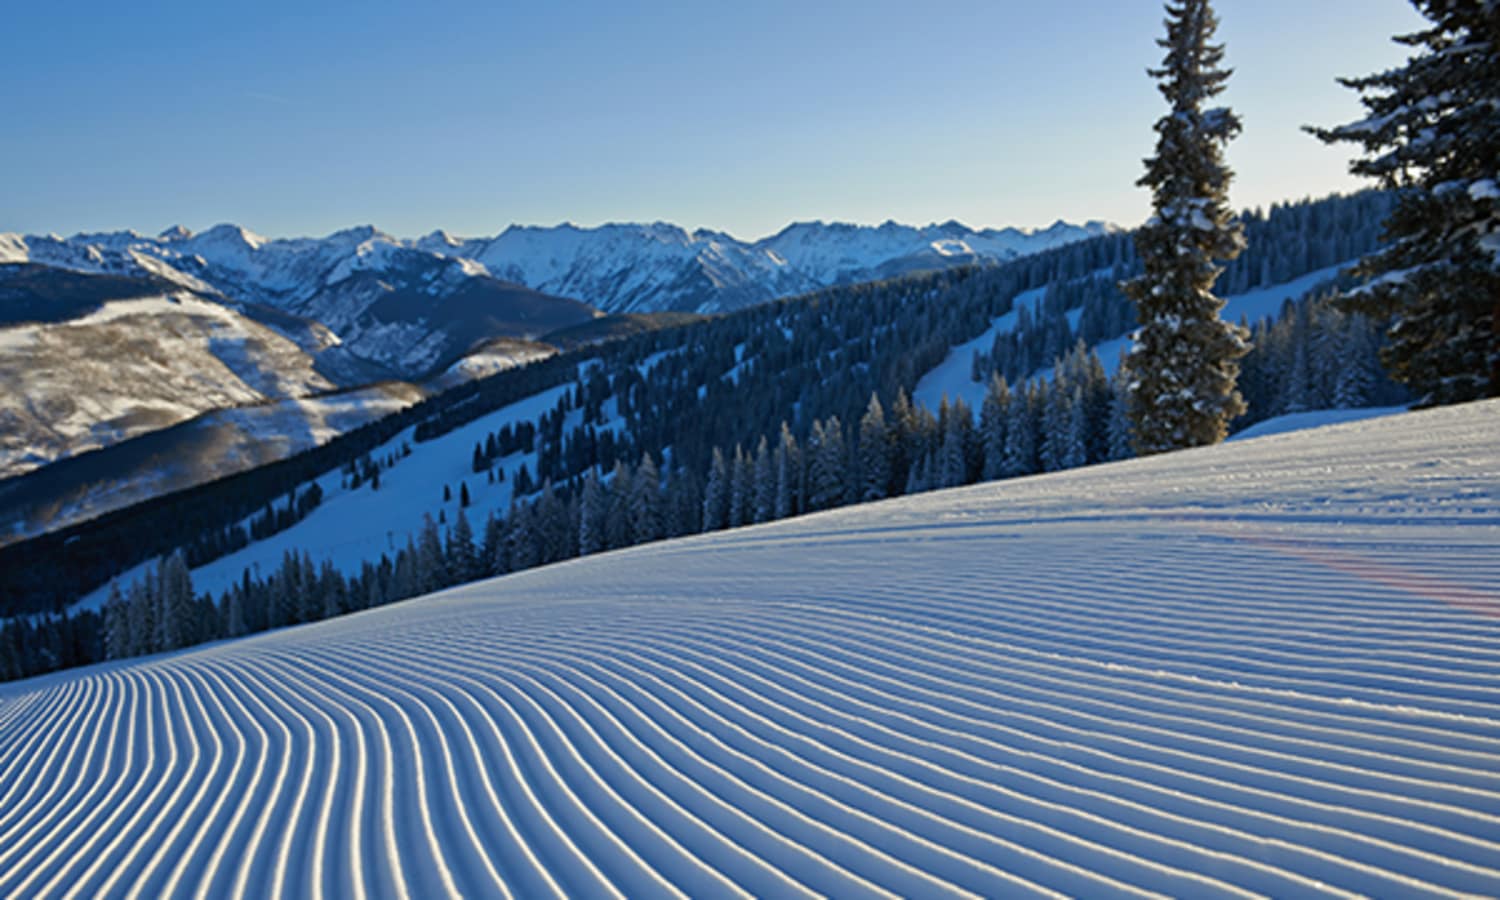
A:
[194,223,267,251]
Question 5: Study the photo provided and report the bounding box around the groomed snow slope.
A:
[2,401,1499,898]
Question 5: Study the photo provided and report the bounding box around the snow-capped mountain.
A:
[0,228,596,377]
[0,215,1112,341]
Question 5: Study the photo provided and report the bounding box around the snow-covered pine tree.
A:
[417,513,448,593]
[807,417,847,511]
[1334,316,1378,408]
[578,470,607,555]
[225,582,248,639]
[1307,3,1500,404]
[1002,384,1039,476]
[702,447,730,531]
[606,461,633,550]
[482,512,504,573]
[448,508,479,584]
[1106,369,1135,461]
[631,453,664,544]
[506,500,539,571]
[774,422,799,520]
[1064,385,1090,470]
[1121,0,1249,453]
[938,411,968,488]
[158,551,195,651]
[858,394,891,501]
[752,436,775,523]
[104,582,130,660]
[980,374,1011,480]
[1039,378,1072,473]
[728,445,750,528]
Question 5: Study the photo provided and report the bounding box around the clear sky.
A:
[2,0,1427,242]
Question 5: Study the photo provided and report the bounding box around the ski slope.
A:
[914,264,1349,413]
[3,400,1499,897]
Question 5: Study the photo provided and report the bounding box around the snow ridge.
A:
[1,400,1497,897]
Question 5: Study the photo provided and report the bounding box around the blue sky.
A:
[2,0,1426,241]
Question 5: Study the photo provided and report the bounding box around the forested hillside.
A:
[0,191,1406,680]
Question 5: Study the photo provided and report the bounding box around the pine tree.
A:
[752,436,776,523]
[980,374,1011,480]
[858,394,892,501]
[104,582,130,660]
[320,560,346,619]
[606,461,633,549]
[1003,384,1039,476]
[417,513,448,594]
[482,512,504,575]
[806,418,847,511]
[578,469,608,555]
[157,551,195,651]
[1106,369,1135,461]
[1039,379,1072,473]
[507,501,539,571]
[534,482,570,564]
[938,409,969,488]
[448,509,479,584]
[1334,316,1378,408]
[774,422,799,520]
[1307,3,1500,404]
[728,445,750,528]
[226,583,248,638]
[1121,0,1250,453]
[702,447,730,531]
[631,453,664,544]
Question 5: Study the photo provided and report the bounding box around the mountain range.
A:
[1,217,1111,367]
[0,216,1108,486]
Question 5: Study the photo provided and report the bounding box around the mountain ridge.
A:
[1,215,1115,322]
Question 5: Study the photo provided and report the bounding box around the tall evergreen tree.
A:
[417,513,448,594]
[631,453,664,544]
[703,447,730,531]
[1307,3,1500,404]
[1121,0,1249,453]
[158,551,195,651]
[858,394,892,501]
[448,509,479,584]
[806,418,846,511]
[104,582,130,660]
[752,436,776,523]
[980,375,1011,480]
[728,445,750,528]
[578,469,608,556]
[774,422,800,520]
[606,461,634,549]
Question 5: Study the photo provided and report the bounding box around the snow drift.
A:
[0,400,1497,897]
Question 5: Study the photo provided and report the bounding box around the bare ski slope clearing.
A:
[2,401,1499,898]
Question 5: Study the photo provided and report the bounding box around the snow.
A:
[184,383,575,599]
[1229,406,1409,441]
[428,343,555,391]
[912,284,1049,410]
[1219,264,1348,326]
[4,399,1499,896]
[0,294,335,479]
[915,264,1354,415]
